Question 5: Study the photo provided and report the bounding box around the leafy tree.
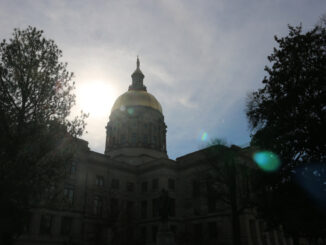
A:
[0,26,87,244]
[201,139,257,245]
[247,24,325,165]
[246,23,326,243]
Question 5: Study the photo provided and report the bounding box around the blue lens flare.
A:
[293,164,326,208]
[253,151,280,172]
[127,107,134,115]
[201,132,208,141]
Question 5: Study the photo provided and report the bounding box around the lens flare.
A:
[127,107,134,115]
[253,151,280,172]
[201,132,208,141]
[294,164,326,208]
[120,105,126,111]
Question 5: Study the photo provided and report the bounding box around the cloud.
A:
[0,0,325,159]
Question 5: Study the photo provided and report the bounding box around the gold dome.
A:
[111,90,163,113]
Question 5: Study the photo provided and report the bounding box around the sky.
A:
[0,0,325,159]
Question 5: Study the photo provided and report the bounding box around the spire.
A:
[129,56,146,91]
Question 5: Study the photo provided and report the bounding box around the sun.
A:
[77,80,117,118]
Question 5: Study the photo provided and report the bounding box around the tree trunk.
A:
[231,207,241,245]
[230,159,241,245]
[292,237,299,245]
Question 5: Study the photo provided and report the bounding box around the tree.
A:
[247,24,325,165]
[246,23,326,243]
[201,139,256,245]
[0,26,87,244]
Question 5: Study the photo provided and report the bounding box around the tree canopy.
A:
[247,25,325,165]
[0,26,87,243]
[246,23,326,243]
[201,139,257,245]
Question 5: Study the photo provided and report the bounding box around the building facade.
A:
[17,59,292,245]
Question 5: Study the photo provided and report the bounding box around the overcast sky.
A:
[1,0,325,159]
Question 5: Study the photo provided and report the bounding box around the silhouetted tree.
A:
[202,139,257,245]
[0,26,87,244]
[246,23,326,244]
[247,24,325,165]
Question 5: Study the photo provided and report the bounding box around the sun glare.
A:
[77,80,117,118]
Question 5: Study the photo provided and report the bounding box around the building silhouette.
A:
[17,58,291,245]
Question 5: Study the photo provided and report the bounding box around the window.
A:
[152,225,158,242]
[152,198,159,217]
[110,198,119,218]
[152,178,159,191]
[70,162,77,176]
[169,198,176,217]
[208,196,217,213]
[127,227,134,241]
[111,179,120,189]
[193,207,200,216]
[260,221,268,245]
[127,201,134,217]
[96,175,104,187]
[126,182,134,192]
[121,134,126,144]
[45,184,56,200]
[141,181,148,192]
[206,179,217,213]
[208,221,217,238]
[170,225,177,234]
[40,214,53,235]
[192,180,200,198]
[23,212,32,234]
[61,217,72,235]
[93,196,103,216]
[64,186,74,204]
[132,133,137,144]
[168,178,175,190]
[143,135,148,144]
[194,223,202,242]
[141,226,147,242]
[141,200,147,219]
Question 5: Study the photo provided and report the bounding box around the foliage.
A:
[204,140,254,211]
[0,26,87,243]
[246,23,326,242]
[247,24,325,165]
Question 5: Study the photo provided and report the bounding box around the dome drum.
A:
[105,106,166,154]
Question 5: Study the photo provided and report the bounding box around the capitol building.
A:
[18,59,292,245]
